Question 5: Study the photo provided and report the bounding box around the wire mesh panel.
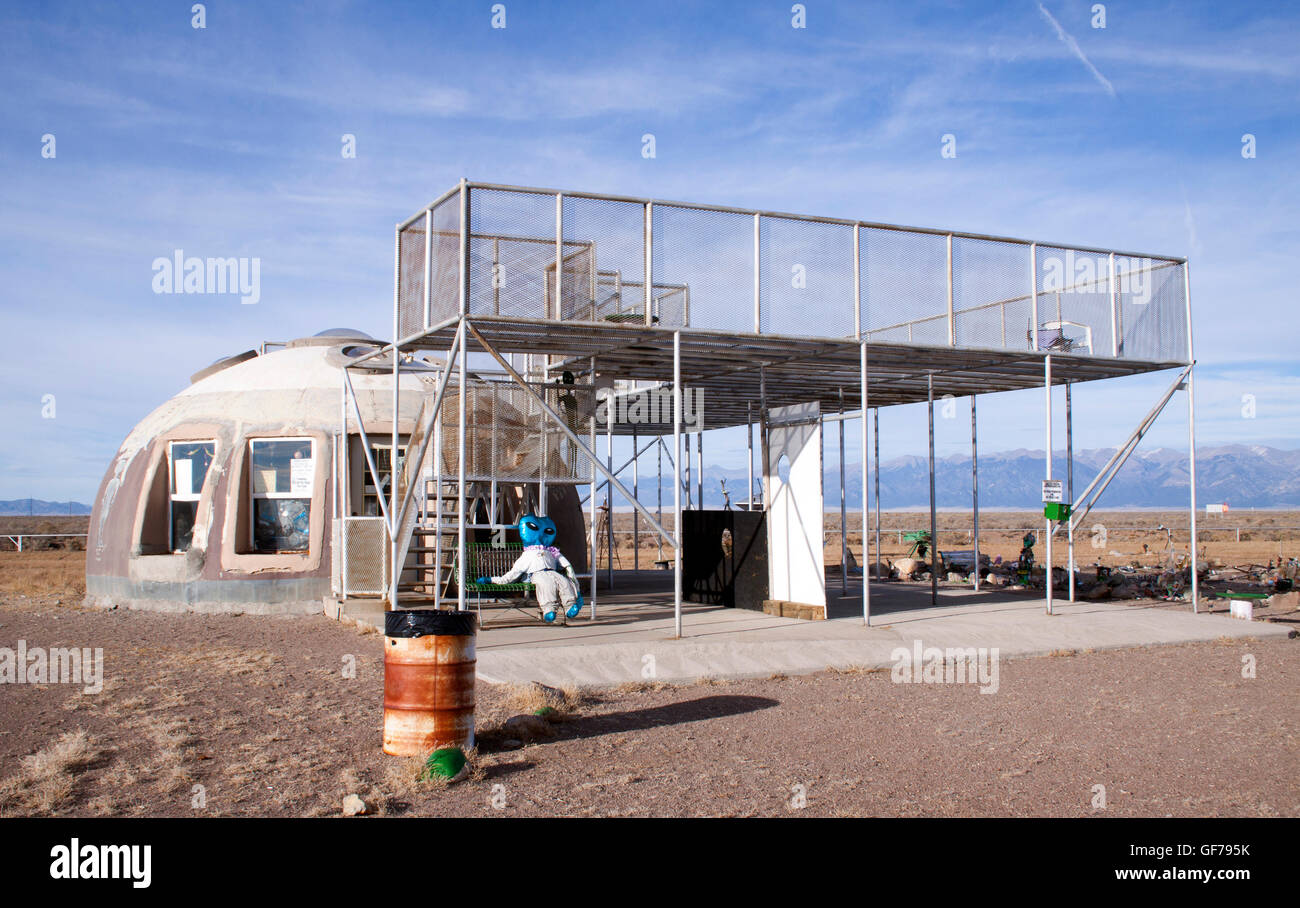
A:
[467,188,557,319]
[952,237,1034,351]
[1035,246,1114,357]
[562,196,646,324]
[1117,257,1186,362]
[397,181,1192,367]
[861,227,949,346]
[427,194,460,327]
[760,216,855,337]
[652,205,753,331]
[439,379,596,482]
[342,516,388,595]
[397,220,427,339]
[397,194,462,335]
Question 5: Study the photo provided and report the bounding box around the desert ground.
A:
[0,523,1297,818]
[589,508,1300,574]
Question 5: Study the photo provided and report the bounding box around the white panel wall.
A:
[767,402,825,607]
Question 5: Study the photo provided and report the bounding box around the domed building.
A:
[85,330,587,614]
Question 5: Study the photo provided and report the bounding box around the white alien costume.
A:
[488,545,580,619]
[480,514,584,623]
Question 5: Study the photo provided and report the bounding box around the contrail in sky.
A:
[1038,3,1116,97]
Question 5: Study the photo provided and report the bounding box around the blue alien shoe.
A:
[566,597,583,619]
[542,610,557,623]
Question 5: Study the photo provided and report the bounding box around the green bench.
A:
[455,542,536,623]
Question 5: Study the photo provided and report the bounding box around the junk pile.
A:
[876,528,1296,617]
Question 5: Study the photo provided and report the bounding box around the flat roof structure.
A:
[409,314,1184,432]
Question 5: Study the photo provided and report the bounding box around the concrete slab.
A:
[339,574,1293,688]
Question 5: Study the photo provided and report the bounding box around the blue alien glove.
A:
[475,576,492,585]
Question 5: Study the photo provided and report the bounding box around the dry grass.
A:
[828,664,888,675]
[0,550,85,598]
[499,681,584,716]
[140,716,196,792]
[157,645,278,683]
[336,746,481,816]
[0,729,104,816]
[613,679,672,693]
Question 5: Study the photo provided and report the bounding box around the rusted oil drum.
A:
[382,609,477,756]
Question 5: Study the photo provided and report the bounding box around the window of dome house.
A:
[249,438,314,553]
[169,440,216,552]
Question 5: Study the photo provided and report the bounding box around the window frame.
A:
[166,439,217,553]
[361,442,406,517]
[248,436,316,554]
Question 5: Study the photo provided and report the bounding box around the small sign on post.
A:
[1041,479,1063,503]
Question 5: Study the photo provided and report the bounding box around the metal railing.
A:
[2,533,88,552]
[396,180,1191,365]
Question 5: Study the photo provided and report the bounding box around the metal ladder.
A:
[403,478,494,603]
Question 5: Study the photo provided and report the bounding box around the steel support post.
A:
[927,373,938,607]
[456,323,467,612]
[673,331,683,637]
[606,411,614,590]
[971,395,980,592]
[657,433,664,562]
[697,430,704,511]
[1067,383,1075,603]
[861,342,870,624]
[633,425,639,572]
[1186,261,1199,613]
[874,408,881,581]
[747,401,754,510]
[839,387,847,594]
[1045,353,1053,615]
[590,357,598,615]
[390,224,401,610]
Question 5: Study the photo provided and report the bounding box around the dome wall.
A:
[85,345,423,614]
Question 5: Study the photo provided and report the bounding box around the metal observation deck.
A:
[346,179,1199,625]
[390,180,1191,431]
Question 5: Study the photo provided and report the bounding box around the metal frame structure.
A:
[342,179,1198,632]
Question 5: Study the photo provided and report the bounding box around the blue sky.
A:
[1,0,1297,501]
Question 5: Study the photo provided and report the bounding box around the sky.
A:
[1,0,1297,502]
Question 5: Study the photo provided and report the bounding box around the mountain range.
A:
[4,445,1298,514]
[679,444,1300,509]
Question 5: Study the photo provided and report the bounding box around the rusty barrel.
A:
[382,609,476,756]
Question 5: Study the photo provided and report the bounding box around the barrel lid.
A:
[385,609,478,638]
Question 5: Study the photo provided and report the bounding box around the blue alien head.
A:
[518,513,558,547]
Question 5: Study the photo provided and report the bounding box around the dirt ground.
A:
[0,551,1296,818]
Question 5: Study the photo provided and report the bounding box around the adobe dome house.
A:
[85,329,588,615]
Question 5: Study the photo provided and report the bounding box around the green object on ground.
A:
[533,706,558,718]
[1043,502,1071,521]
[903,530,931,559]
[1217,591,1270,601]
[423,747,468,781]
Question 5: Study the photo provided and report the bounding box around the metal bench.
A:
[455,542,538,624]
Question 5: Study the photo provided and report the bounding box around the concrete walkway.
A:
[338,574,1293,687]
